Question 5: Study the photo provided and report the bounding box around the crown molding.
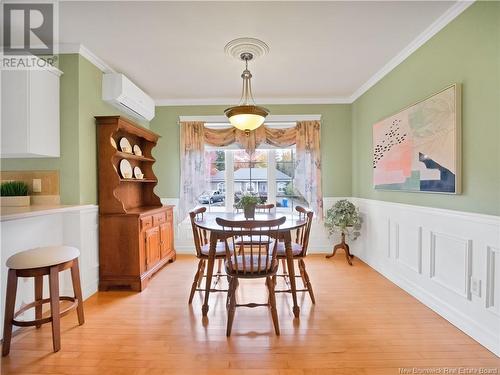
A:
[349,0,474,102]
[57,1,474,106]
[155,97,351,106]
[58,43,115,73]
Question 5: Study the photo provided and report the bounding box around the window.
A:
[274,147,308,213]
[233,149,268,206]
[201,150,226,211]
[200,146,307,214]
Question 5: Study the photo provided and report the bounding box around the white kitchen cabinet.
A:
[1,66,62,158]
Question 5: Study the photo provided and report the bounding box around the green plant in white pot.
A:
[324,199,361,265]
[0,181,30,207]
[236,194,260,219]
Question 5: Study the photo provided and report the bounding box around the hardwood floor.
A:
[2,254,499,374]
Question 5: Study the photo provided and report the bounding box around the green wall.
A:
[1,54,148,205]
[1,54,81,203]
[76,56,148,203]
[2,2,497,216]
[150,104,352,199]
[351,1,500,216]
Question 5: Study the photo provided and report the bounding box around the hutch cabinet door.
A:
[159,222,172,258]
[145,226,160,269]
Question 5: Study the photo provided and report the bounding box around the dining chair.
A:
[276,206,315,304]
[188,207,227,304]
[255,203,275,213]
[234,202,274,214]
[235,203,275,246]
[216,216,286,336]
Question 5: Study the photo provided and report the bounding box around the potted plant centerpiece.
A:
[324,199,362,265]
[0,181,30,207]
[236,194,260,219]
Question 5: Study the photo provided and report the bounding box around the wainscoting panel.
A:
[62,206,100,299]
[394,223,422,274]
[351,198,500,357]
[486,246,500,316]
[429,231,472,300]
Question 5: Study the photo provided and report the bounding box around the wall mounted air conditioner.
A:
[102,73,155,121]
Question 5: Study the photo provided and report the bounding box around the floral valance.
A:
[204,125,297,154]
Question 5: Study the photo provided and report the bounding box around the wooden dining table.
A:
[193,211,307,318]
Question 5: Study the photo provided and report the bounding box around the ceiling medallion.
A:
[224,37,270,61]
[224,38,270,134]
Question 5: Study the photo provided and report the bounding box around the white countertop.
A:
[0,204,97,222]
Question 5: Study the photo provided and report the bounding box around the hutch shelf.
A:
[96,116,175,291]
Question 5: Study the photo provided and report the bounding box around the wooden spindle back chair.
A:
[236,203,275,245]
[293,206,314,257]
[188,207,227,304]
[190,207,208,258]
[255,203,275,213]
[216,216,286,336]
[276,206,316,303]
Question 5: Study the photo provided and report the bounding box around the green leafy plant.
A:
[285,183,295,196]
[324,199,362,240]
[235,193,260,209]
[1,181,29,196]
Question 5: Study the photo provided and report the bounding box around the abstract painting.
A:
[373,84,461,194]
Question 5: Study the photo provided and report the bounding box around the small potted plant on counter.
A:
[236,193,260,219]
[0,181,30,207]
[324,199,361,265]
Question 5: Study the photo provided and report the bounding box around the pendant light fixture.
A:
[224,38,270,134]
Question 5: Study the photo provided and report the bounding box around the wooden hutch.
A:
[96,116,175,291]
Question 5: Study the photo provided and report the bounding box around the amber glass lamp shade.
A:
[224,105,269,132]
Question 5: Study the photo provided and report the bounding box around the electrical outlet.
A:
[471,277,481,297]
[32,179,42,193]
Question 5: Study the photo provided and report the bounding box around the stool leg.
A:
[70,259,85,325]
[2,269,18,356]
[49,266,61,352]
[35,276,43,328]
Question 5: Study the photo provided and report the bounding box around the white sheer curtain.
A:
[179,122,208,221]
[294,121,324,219]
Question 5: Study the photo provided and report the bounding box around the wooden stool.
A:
[326,232,354,265]
[2,246,85,356]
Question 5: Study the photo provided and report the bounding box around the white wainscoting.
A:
[0,205,99,338]
[350,198,500,357]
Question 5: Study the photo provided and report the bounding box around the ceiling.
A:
[58,1,460,104]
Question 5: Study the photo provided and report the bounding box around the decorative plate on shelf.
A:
[110,137,117,149]
[119,159,133,179]
[133,145,142,156]
[119,137,132,153]
[133,166,144,179]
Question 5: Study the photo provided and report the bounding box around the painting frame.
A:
[372,83,462,194]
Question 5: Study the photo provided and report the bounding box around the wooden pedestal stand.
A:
[326,232,354,265]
